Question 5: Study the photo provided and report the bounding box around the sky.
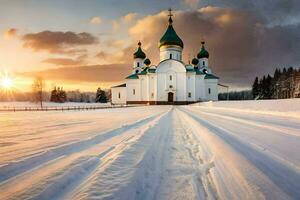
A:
[0,0,300,92]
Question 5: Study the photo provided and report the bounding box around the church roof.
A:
[197,41,209,59]
[159,11,184,48]
[111,83,126,88]
[126,74,139,79]
[204,74,219,79]
[133,41,146,59]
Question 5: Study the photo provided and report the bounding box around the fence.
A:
[0,104,133,112]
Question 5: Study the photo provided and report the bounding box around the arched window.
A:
[133,89,135,95]
[137,62,140,67]
[208,88,211,94]
[170,54,172,59]
[118,92,121,99]
[135,70,139,74]
[203,61,205,66]
[169,75,172,81]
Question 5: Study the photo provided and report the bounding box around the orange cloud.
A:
[90,16,102,24]
[122,13,137,23]
[22,31,99,55]
[4,28,18,39]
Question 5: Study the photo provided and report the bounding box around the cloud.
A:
[112,20,120,32]
[90,16,102,24]
[183,0,199,7]
[42,57,85,66]
[125,8,300,87]
[22,31,99,55]
[122,13,137,23]
[21,64,131,83]
[200,0,300,26]
[4,28,18,39]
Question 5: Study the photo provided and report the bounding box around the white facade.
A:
[111,11,219,105]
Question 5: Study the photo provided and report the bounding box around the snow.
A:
[0,101,111,109]
[0,100,299,200]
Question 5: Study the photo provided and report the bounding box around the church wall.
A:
[149,74,157,101]
[175,72,187,101]
[159,46,182,61]
[205,79,218,101]
[187,73,196,102]
[111,87,127,105]
[126,79,141,102]
[195,75,206,101]
[140,76,149,101]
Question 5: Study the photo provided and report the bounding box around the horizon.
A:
[1,0,300,93]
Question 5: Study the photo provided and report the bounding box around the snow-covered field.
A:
[0,99,299,200]
[0,101,111,108]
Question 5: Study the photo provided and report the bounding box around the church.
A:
[111,9,219,105]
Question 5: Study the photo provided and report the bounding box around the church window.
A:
[135,70,139,74]
[203,61,205,66]
[137,62,140,67]
[208,88,211,94]
[169,85,173,89]
[151,93,154,98]
[188,92,191,98]
[133,89,136,95]
[118,92,121,99]
[169,75,172,81]
[170,54,172,59]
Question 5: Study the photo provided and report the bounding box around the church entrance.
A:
[168,92,174,103]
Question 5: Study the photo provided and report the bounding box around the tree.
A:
[50,86,67,103]
[32,77,44,108]
[95,88,107,103]
[252,77,259,99]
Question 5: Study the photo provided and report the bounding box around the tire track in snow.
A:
[0,110,170,200]
[69,108,173,200]
[180,107,300,200]
[0,112,162,183]
[176,109,219,200]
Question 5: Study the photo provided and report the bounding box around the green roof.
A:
[148,68,156,73]
[159,17,184,48]
[133,42,146,59]
[204,74,219,79]
[197,42,209,59]
[126,74,139,79]
[111,83,126,88]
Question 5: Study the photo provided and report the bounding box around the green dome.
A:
[197,41,209,59]
[192,58,199,65]
[159,16,184,48]
[133,41,146,59]
[144,58,151,66]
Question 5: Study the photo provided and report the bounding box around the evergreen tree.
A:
[50,87,57,102]
[95,88,107,103]
[266,74,273,99]
[252,77,259,99]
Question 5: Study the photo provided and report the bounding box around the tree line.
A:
[252,67,300,99]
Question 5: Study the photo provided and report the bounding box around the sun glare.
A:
[1,76,13,89]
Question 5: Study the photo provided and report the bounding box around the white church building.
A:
[111,10,219,105]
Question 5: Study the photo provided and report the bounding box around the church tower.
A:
[159,9,184,62]
[133,41,146,74]
[197,41,209,71]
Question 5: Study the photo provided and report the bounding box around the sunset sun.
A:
[1,76,13,89]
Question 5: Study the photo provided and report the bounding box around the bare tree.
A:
[32,77,45,108]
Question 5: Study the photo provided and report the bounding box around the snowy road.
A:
[0,103,299,200]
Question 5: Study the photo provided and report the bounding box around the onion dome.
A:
[192,57,199,65]
[197,41,209,59]
[159,9,184,48]
[144,58,151,66]
[133,41,146,59]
